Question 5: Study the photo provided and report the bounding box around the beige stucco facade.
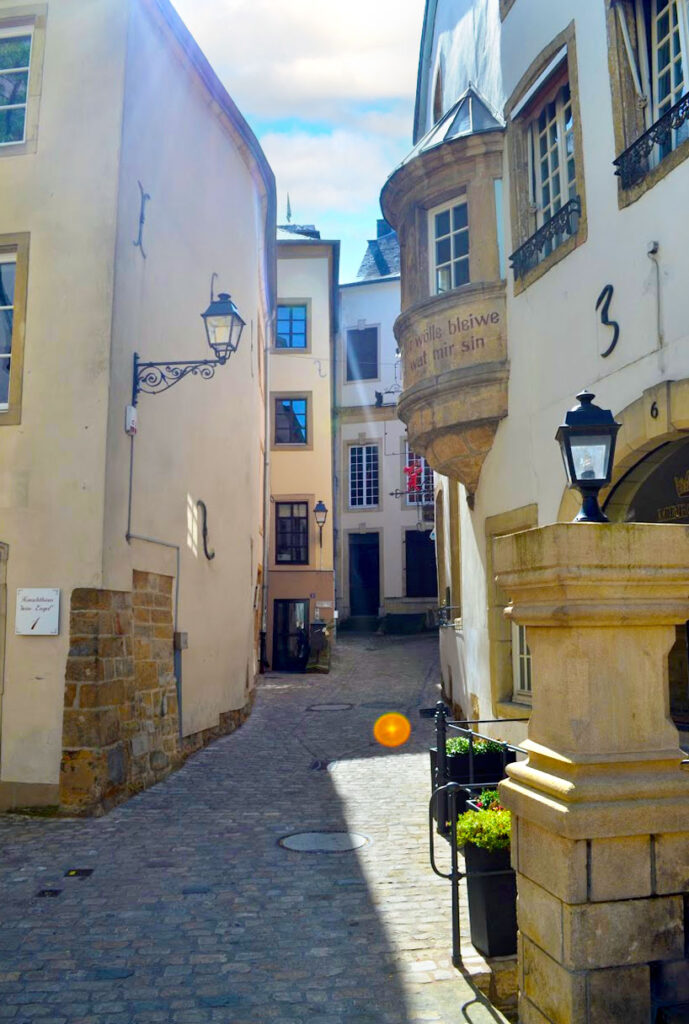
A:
[0,0,275,809]
[266,236,337,669]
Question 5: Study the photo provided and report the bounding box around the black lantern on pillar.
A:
[314,500,328,547]
[556,389,620,523]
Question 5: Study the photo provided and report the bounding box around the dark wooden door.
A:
[405,529,438,598]
[349,534,380,615]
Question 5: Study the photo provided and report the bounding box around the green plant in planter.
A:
[456,807,511,852]
[457,807,517,957]
[446,736,505,755]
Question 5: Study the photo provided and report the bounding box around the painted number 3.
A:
[596,284,620,358]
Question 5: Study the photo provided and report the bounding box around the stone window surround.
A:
[273,297,311,353]
[270,390,313,451]
[270,491,316,571]
[0,232,29,426]
[606,0,689,208]
[505,21,588,295]
[485,502,538,718]
[0,4,47,159]
[274,499,309,566]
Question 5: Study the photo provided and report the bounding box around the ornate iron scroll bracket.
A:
[509,195,581,280]
[132,352,222,405]
[613,91,689,189]
[196,500,215,561]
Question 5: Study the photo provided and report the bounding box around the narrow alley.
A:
[0,635,506,1024]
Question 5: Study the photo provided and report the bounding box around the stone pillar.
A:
[494,524,689,1024]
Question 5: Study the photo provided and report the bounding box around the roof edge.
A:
[149,0,275,201]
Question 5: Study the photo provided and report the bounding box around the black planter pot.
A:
[463,842,517,958]
[446,748,517,784]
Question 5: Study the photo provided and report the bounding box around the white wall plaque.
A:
[16,589,60,635]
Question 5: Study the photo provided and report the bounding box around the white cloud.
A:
[172,0,424,115]
[170,0,423,279]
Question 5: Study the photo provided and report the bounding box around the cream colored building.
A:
[336,222,439,629]
[0,0,275,811]
[266,225,337,670]
[383,0,689,742]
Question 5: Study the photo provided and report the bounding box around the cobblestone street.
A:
[0,634,507,1024]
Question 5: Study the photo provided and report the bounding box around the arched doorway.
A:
[604,434,689,725]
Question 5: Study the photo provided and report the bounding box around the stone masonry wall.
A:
[60,572,180,815]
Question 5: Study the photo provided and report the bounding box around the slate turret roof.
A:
[356,223,400,280]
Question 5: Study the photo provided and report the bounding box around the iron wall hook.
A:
[196,500,215,560]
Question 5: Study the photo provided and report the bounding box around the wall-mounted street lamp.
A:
[314,500,328,547]
[556,389,620,523]
[132,285,245,405]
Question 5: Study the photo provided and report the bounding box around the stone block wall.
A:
[60,572,180,815]
[513,818,689,1023]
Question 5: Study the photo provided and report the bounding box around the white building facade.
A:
[383,0,689,739]
[336,223,438,630]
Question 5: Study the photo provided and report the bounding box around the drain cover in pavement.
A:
[307,703,353,711]
[279,831,369,853]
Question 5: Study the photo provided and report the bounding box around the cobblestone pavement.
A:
[0,634,507,1024]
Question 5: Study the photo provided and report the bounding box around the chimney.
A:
[377,218,392,238]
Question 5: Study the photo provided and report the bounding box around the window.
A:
[274,397,307,445]
[0,29,32,146]
[530,80,576,234]
[275,502,308,564]
[276,303,307,349]
[349,445,379,507]
[0,254,14,409]
[405,444,434,505]
[0,233,27,424]
[611,1,689,192]
[430,199,469,294]
[512,623,532,701]
[507,26,585,285]
[346,327,378,381]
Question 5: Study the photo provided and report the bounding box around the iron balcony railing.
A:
[509,195,581,280]
[437,605,462,627]
[613,91,689,190]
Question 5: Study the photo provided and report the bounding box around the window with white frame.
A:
[0,254,15,409]
[512,622,533,700]
[612,0,689,175]
[405,443,434,505]
[429,198,469,294]
[349,444,379,508]
[0,29,32,146]
[528,78,576,233]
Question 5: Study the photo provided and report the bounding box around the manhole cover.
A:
[307,703,353,711]
[278,831,369,853]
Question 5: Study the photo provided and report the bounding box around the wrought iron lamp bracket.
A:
[132,351,227,405]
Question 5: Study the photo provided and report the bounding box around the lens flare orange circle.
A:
[373,712,411,748]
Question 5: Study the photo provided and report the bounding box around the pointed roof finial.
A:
[286,193,292,224]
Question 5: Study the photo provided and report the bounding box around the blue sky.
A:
[172,0,425,281]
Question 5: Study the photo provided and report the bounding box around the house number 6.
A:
[596,284,620,358]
